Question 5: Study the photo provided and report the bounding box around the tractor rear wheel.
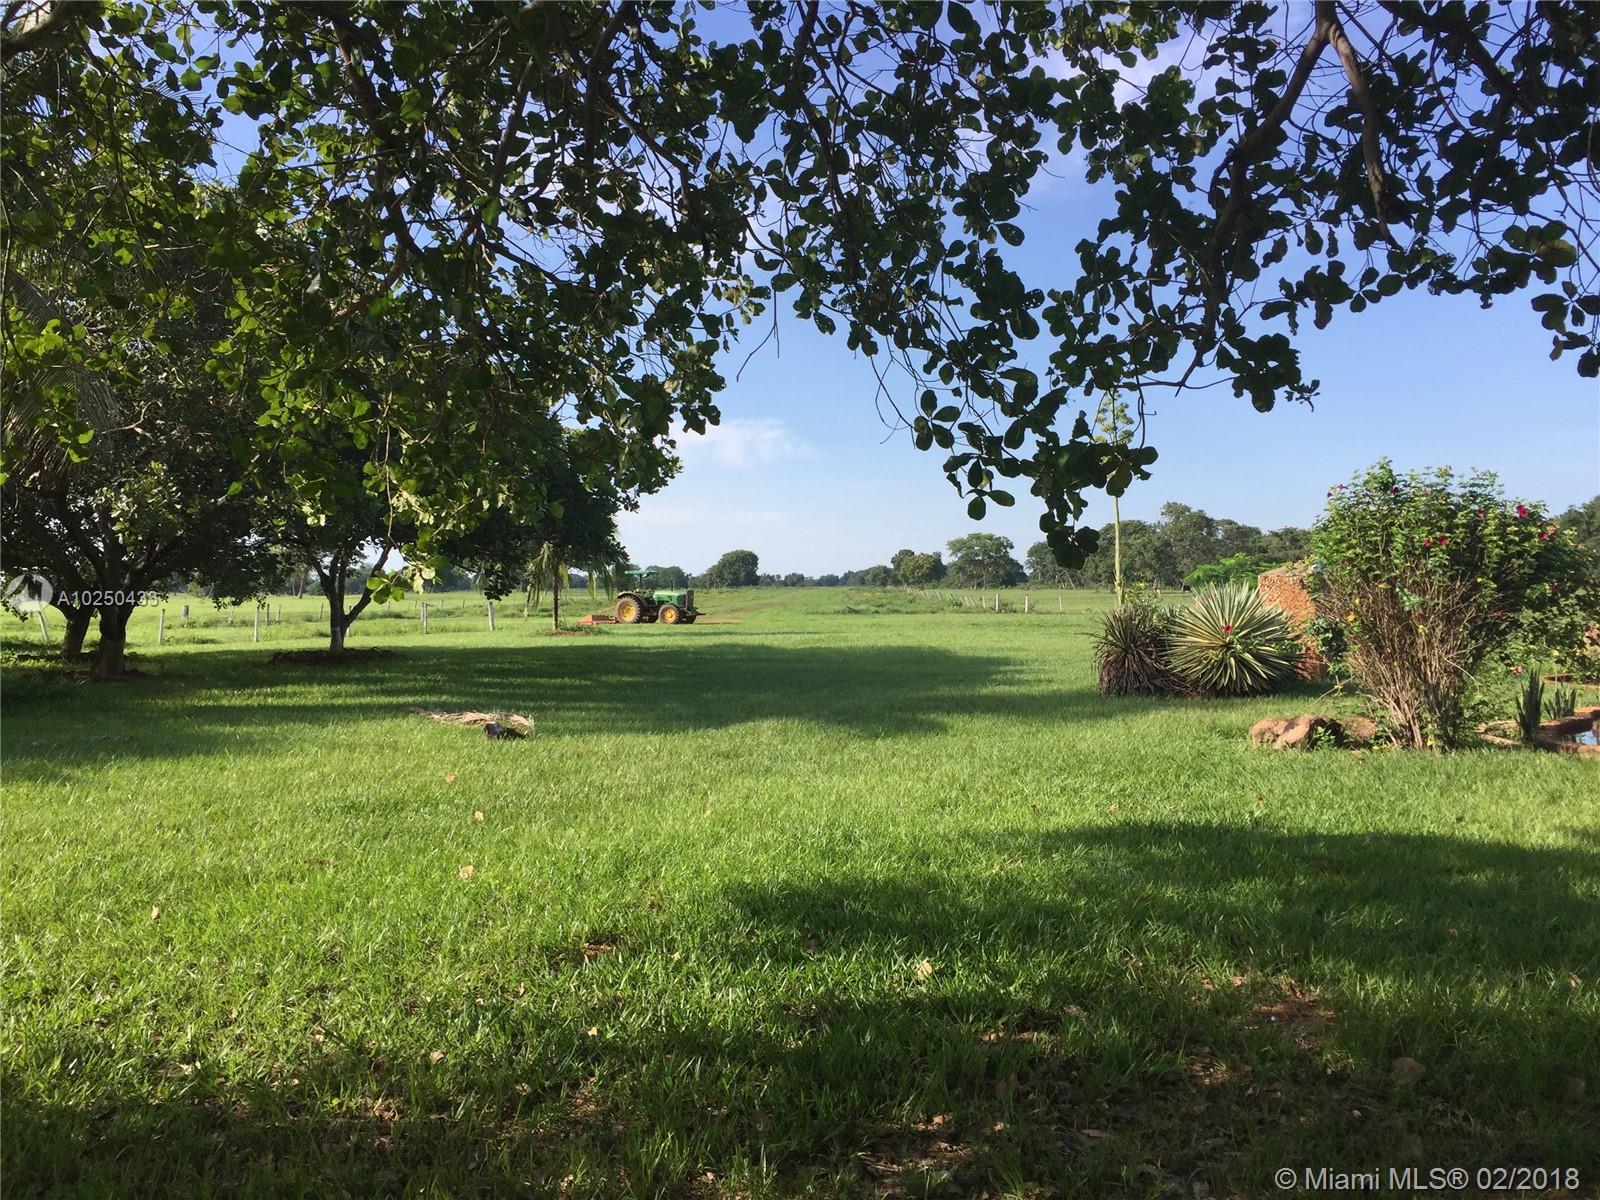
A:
[616,595,644,624]
[659,604,681,625]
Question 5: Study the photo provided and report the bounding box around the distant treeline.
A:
[167,497,1599,596]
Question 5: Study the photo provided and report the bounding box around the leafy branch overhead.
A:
[3,1,1597,568]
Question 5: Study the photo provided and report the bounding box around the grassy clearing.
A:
[3,588,1597,1197]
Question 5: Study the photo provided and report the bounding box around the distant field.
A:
[3,588,1596,1197]
[2,585,1119,653]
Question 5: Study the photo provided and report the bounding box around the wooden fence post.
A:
[157,609,165,646]
[421,602,429,634]
[994,593,1000,613]
[1024,593,1030,614]
[253,606,261,643]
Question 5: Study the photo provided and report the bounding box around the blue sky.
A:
[622,208,1600,578]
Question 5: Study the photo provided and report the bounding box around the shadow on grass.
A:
[1,640,1190,776]
[6,823,1597,1197]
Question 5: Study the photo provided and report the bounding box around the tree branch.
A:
[1324,0,1400,246]
[1,0,78,62]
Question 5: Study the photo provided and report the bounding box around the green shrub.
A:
[1183,553,1277,591]
[1546,683,1577,720]
[1310,461,1595,750]
[1093,600,1179,697]
[1165,584,1298,696]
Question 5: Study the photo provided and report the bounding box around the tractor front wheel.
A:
[616,596,644,624]
[659,604,681,625]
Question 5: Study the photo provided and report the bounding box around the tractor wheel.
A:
[615,595,644,624]
[659,604,681,625]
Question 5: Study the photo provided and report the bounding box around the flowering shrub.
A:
[1309,461,1595,749]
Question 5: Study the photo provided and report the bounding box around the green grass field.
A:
[4,588,1597,1197]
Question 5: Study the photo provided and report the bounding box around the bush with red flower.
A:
[1308,460,1595,749]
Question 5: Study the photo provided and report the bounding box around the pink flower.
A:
[1422,538,1433,548]
[1437,535,1448,546]
[1539,529,1551,541]
[1515,504,1530,519]
[1222,624,1233,634]
[1391,486,1401,494]
[1512,665,1525,675]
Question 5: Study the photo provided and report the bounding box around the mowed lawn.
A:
[3,588,1597,1197]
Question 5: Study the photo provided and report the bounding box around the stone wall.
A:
[1257,566,1324,680]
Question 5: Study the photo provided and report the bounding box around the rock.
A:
[1251,715,1339,750]
[1391,1056,1426,1086]
[1275,715,1338,750]
[1250,717,1292,747]
[1334,715,1379,746]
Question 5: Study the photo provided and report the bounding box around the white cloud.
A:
[675,418,811,469]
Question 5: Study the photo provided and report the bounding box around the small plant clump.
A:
[1546,682,1578,720]
[1516,672,1546,744]
[1093,599,1179,697]
[1165,584,1299,697]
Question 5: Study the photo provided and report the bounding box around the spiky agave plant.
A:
[1516,670,1546,743]
[1166,585,1298,697]
[1093,601,1179,697]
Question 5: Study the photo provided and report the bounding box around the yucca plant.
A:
[1166,584,1297,697]
[1093,601,1179,697]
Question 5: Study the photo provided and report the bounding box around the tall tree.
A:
[703,550,760,589]
[900,552,947,588]
[1,239,270,674]
[890,549,917,584]
[1025,541,1084,589]
[946,534,1025,589]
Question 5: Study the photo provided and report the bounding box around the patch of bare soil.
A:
[864,1113,973,1196]
[269,647,397,666]
[1244,980,1335,1052]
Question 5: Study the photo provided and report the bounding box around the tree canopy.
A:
[703,550,760,589]
[946,533,1026,588]
[5,0,1598,588]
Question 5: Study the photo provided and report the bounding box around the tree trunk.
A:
[551,569,561,631]
[324,566,353,654]
[1112,493,1124,604]
[91,603,135,679]
[59,606,92,660]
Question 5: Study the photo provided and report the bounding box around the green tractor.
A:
[614,587,699,626]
